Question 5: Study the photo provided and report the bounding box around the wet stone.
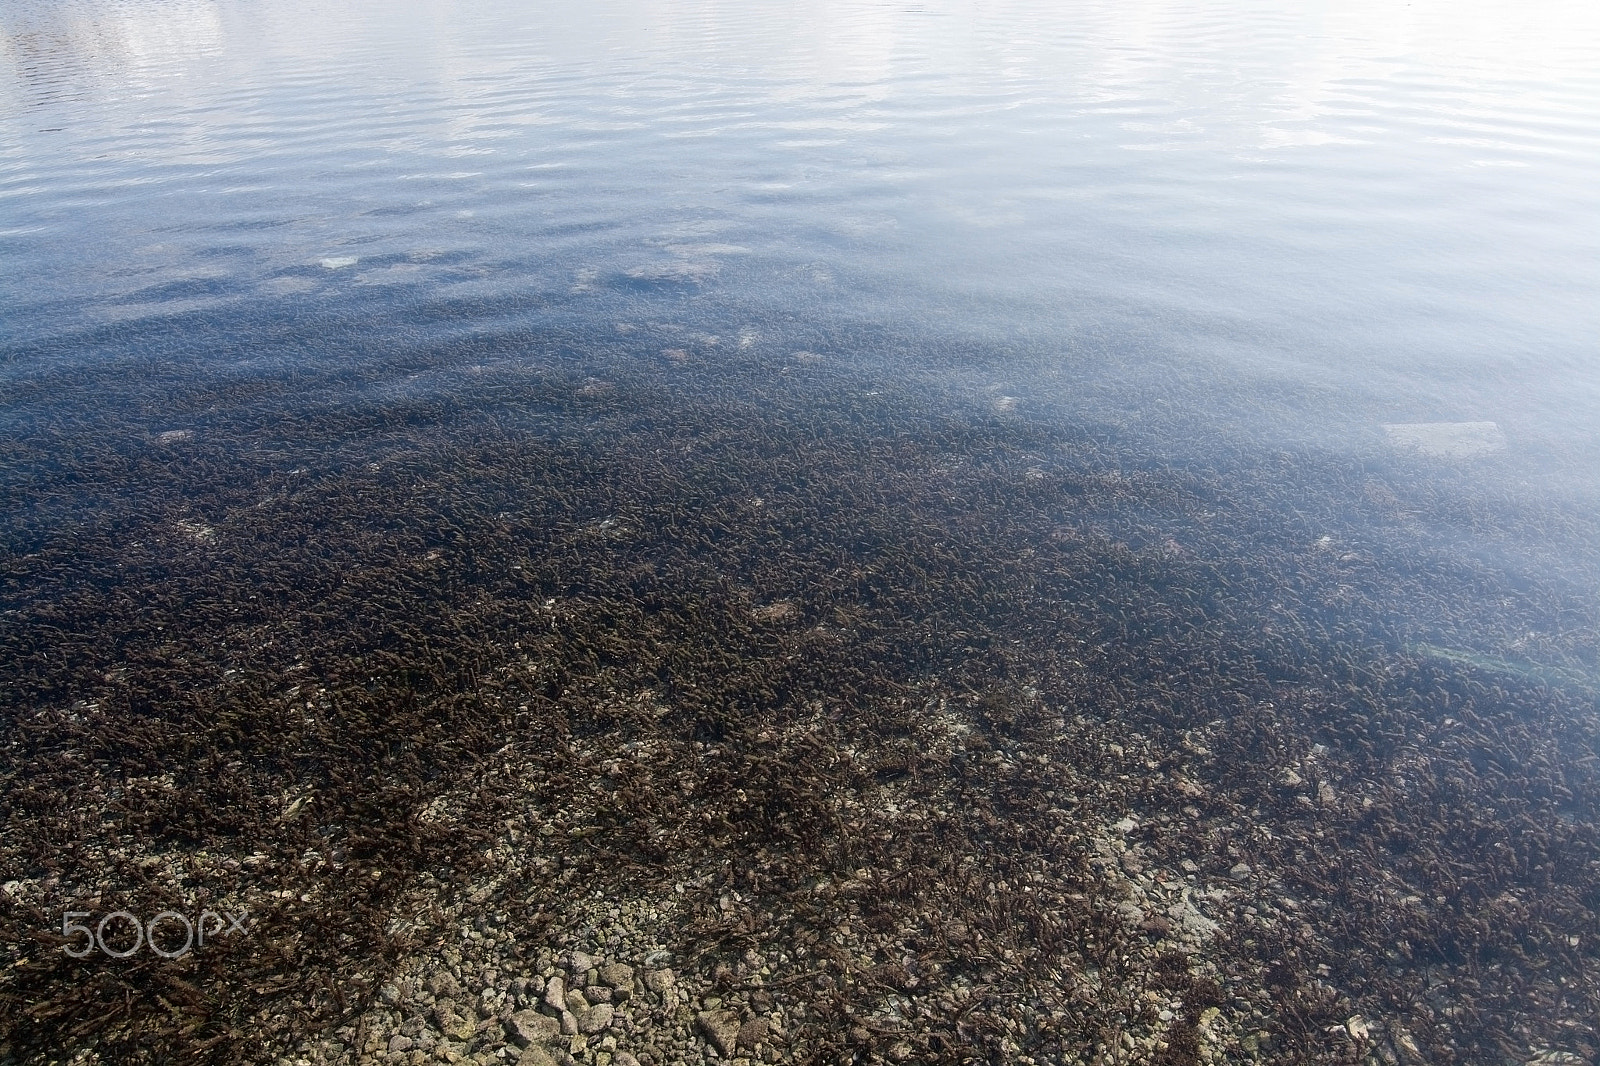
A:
[599,963,634,990]
[736,1017,769,1049]
[579,1004,614,1034]
[517,1047,558,1066]
[507,1010,561,1048]
[697,1009,741,1057]
[429,971,461,1000]
[1382,420,1505,458]
[544,975,567,1013]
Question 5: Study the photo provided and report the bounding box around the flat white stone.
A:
[1382,421,1504,458]
[1167,898,1219,941]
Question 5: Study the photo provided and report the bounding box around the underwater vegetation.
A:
[0,314,1597,1065]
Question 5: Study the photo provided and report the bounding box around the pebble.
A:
[736,1017,769,1049]
[506,1010,561,1048]
[544,975,567,1013]
[430,971,462,1000]
[579,1004,615,1034]
[696,1009,741,1057]
[1393,1026,1426,1065]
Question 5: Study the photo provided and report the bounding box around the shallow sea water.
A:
[3,1,1600,1064]
[6,0,1599,435]
[5,0,1599,696]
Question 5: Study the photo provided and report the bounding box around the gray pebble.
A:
[517,1047,558,1066]
[506,1009,561,1048]
[543,975,567,1013]
[579,1004,615,1034]
[428,970,461,1000]
[696,1010,740,1057]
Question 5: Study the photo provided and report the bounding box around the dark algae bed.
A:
[2,312,1599,1066]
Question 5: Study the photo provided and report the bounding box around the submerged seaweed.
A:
[0,313,1597,1066]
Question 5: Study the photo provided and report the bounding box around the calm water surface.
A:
[3,0,1599,601]
[6,1,1599,407]
[5,5,1600,1059]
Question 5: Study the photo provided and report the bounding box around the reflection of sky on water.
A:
[1,0,1598,460]
[6,0,1597,118]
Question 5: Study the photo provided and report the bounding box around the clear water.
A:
[5,0,1599,452]
[4,3,1600,1059]
[6,0,1600,685]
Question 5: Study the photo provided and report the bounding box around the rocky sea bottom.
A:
[1,319,1598,1066]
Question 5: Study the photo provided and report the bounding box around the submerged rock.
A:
[697,1009,741,1056]
[1382,421,1505,458]
[578,1003,614,1034]
[506,1009,560,1048]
